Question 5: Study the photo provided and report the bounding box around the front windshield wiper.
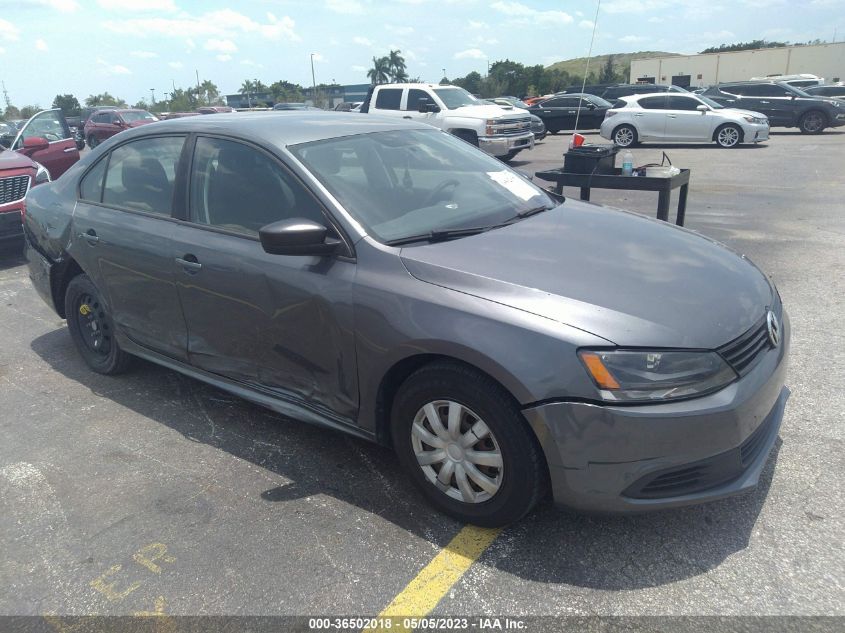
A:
[517,205,553,218]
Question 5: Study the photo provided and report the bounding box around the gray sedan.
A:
[23,112,789,526]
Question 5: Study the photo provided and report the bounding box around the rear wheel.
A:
[391,362,548,526]
[715,124,742,148]
[87,135,99,149]
[798,110,827,134]
[65,274,132,375]
[612,124,638,147]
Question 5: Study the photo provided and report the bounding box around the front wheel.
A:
[391,362,548,527]
[87,135,99,149]
[715,124,742,148]
[65,274,132,375]
[612,124,638,147]
[798,110,827,134]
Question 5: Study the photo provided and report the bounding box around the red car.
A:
[83,109,158,148]
[1,109,80,244]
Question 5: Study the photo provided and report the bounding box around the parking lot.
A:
[1,130,843,628]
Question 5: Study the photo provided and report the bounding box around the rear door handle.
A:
[634,113,644,117]
[176,255,202,274]
[402,115,412,119]
[79,229,99,245]
[63,147,76,153]
[667,114,678,118]
[760,100,770,104]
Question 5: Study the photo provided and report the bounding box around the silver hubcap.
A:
[614,127,634,146]
[411,400,503,504]
[718,127,739,146]
[804,114,823,132]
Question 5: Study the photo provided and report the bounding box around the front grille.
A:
[623,405,780,499]
[0,175,30,205]
[493,118,532,136]
[717,295,782,376]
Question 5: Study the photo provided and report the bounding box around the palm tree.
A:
[367,56,390,85]
[387,49,407,82]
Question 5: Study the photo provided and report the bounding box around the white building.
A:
[629,42,845,88]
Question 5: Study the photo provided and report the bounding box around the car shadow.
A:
[636,142,765,150]
[0,239,25,270]
[30,327,778,589]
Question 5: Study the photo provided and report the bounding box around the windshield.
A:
[786,86,812,97]
[433,88,481,109]
[121,111,157,122]
[291,129,555,244]
[501,97,530,109]
[698,96,724,109]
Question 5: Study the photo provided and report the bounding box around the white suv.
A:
[600,93,770,148]
[362,84,534,160]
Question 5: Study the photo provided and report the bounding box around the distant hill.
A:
[546,51,679,78]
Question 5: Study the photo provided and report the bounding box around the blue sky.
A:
[0,0,841,107]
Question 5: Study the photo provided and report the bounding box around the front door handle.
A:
[176,255,202,274]
[63,147,76,153]
[634,113,644,117]
[667,114,678,118]
[760,100,770,104]
[402,115,412,119]
[79,229,99,245]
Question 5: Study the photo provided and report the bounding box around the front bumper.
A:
[829,111,845,127]
[0,209,24,243]
[743,121,770,142]
[523,310,790,513]
[478,132,535,157]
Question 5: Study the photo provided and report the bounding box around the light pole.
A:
[149,88,155,104]
[310,53,318,107]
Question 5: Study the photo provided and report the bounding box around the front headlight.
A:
[34,162,51,185]
[578,349,737,402]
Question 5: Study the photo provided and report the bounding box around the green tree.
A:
[3,105,21,119]
[269,80,305,103]
[52,94,81,117]
[19,105,41,118]
[198,80,221,105]
[367,56,390,85]
[599,55,618,83]
[85,92,126,107]
[387,49,408,82]
[453,71,482,94]
[133,99,150,110]
[700,40,788,54]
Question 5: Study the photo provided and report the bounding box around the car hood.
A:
[723,107,766,119]
[399,201,774,348]
[0,148,35,170]
[128,119,157,128]
[450,104,530,120]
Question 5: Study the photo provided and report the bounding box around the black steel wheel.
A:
[65,274,132,375]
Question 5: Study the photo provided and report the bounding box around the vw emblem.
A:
[766,311,780,348]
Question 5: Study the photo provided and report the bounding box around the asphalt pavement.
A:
[1,129,843,627]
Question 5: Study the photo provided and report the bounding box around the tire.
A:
[714,124,742,148]
[391,362,548,527]
[798,110,827,134]
[612,124,638,147]
[451,130,479,147]
[87,135,98,149]
[65,274,132,375]
[501,150,519,162]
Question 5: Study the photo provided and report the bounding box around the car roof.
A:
[115,111,434,147]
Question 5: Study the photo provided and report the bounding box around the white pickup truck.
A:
[361,83,534,160]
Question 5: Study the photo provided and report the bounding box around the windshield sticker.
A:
[486,171,538,201]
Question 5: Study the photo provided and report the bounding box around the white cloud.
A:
[491,1,573,26]
[0,18,20,42]
[130,50,158,58]
[325,0,365,14]
[619,35,648,43]
[102,9,300,42]
[241,59,264,68]
[648,16,664,23]
[35,38,49,51]
[353,36,374,46]
[701,29,735,40]
[454,48,486,60]
[351,64,367,72]
[96,0,176,10]
[216,54,231,62]
[204,38,237,53]
[97,58,131,75]
[579,19,594,29]
[311,52,326,62]
[34,0,79,12]
[386,24,414,35]
[168,61,183,69]
[468,20,488,29]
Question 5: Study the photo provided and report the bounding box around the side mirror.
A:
[21,136,50,154]
[418,99,440,113]
[696,104,708,113]
[259,218,339,256]
[587,103,596,110]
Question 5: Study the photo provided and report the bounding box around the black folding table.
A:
[535,167,691,226]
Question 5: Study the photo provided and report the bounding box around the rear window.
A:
[375,89,402,110]
[638,96,668,110]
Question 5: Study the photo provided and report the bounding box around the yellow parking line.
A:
[364,525,502,632]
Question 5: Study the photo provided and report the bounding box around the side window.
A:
[189,137,326,236]
[79,158,107,202]
[638,96,668,110]
[721,85,743,96]
[743,84,790,97]
[541,98,568,107]
[666,96,701,111]
[374,89,402,110]
[404,89,432,111]
[16,110,70,146]
[102,136,184,215]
